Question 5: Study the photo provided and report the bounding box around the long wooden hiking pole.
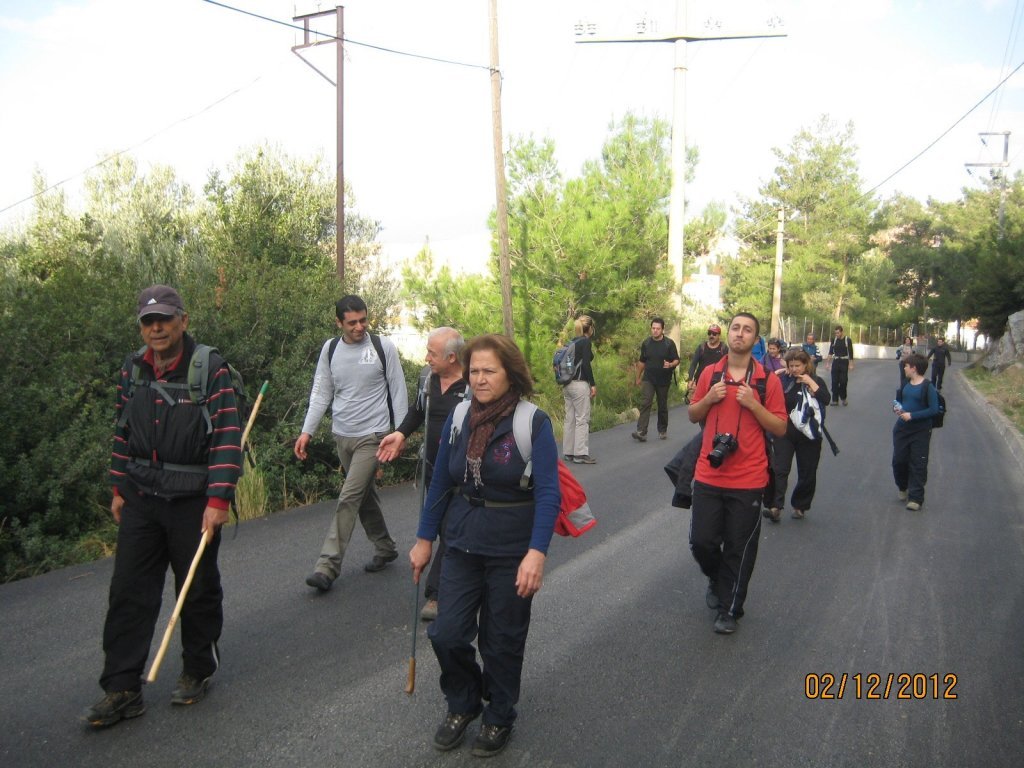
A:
[405,375,431,695]
[146,380,269,684]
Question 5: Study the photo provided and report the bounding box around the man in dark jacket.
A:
[927,337,952,390]
[827,325,855,406]
[687,323,727,390]
[83,285,242,727]
[377,327,468,620]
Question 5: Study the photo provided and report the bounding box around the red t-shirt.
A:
[692,358,786,489]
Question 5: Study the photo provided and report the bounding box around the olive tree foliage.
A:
[0,166,201,581]
[401,114,681,415]
[728,116,874,322]
[0,145,397,580]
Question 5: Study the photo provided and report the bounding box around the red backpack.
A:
[451,400,596,537]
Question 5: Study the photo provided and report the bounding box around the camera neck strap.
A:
[712,358,756,438]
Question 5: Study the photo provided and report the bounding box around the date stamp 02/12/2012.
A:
[804,673,959,700]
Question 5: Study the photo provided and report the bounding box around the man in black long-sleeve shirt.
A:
[827,325,855,406]
[927,337,952,390]
[377,327,467,620]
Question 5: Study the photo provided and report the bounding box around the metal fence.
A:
[777,317,981,351]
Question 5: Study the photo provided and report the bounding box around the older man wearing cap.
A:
[82,285,242,728]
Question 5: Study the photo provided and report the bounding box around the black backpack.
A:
[119,344,247,440]
[895,383,946,428]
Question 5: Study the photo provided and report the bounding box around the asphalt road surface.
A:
[2,361,1023,768]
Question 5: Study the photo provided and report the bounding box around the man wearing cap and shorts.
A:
[82,285,242,727]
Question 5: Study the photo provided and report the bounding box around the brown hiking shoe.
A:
[81,690,145,727]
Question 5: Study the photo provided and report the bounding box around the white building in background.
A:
[379,230,492,359]
[682,232,740,311]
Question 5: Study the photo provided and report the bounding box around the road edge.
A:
[955,367,1024,473]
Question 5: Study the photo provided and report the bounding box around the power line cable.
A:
[736,48,1024,248]
[203,0,492,72]
[862,57,1024,200]
[985,0,1023,134]
[0,75,265,217]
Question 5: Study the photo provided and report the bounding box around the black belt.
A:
[460,494,527,508]
[130,457,207,474]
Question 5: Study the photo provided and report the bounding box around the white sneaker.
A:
[897,490,908,501]
[906,501,921,511]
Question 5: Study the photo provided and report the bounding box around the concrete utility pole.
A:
[490,0,514,337]
[771,208,784,338]
[576,0,785,346]
[965,131,1011,240]
[292,6,346,286]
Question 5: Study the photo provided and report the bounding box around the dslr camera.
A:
[707,432,738,468]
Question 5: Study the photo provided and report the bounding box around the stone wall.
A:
[980,309,1024,373]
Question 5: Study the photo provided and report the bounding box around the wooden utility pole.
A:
[576,1,785,346]
[770,208,784,338]
[489,0,514,337]
[293,6,346,286]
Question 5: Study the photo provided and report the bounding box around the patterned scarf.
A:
[464,388,520,488]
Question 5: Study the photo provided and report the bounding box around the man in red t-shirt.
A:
[687,312,787,635]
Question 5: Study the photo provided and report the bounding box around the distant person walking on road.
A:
[83,285,242,727]
[560,315,598,464]
[296,295,408,592]
[687,313,787,634]
[897,336,915,390]
[632,316,680,442]
[827,325,854,406]
[801,333,823,364]
[765,349,831,522]
[410,334,559,757]
[892,353,940,511]
[927,338,952,390]
[376,327,467,622]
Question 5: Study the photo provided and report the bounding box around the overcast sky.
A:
[1,0,1021,267]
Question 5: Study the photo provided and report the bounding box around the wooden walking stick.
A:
[146,528,211,683]
[145,380,269,683]
[405,576,420,694]
[405,374,431,695]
